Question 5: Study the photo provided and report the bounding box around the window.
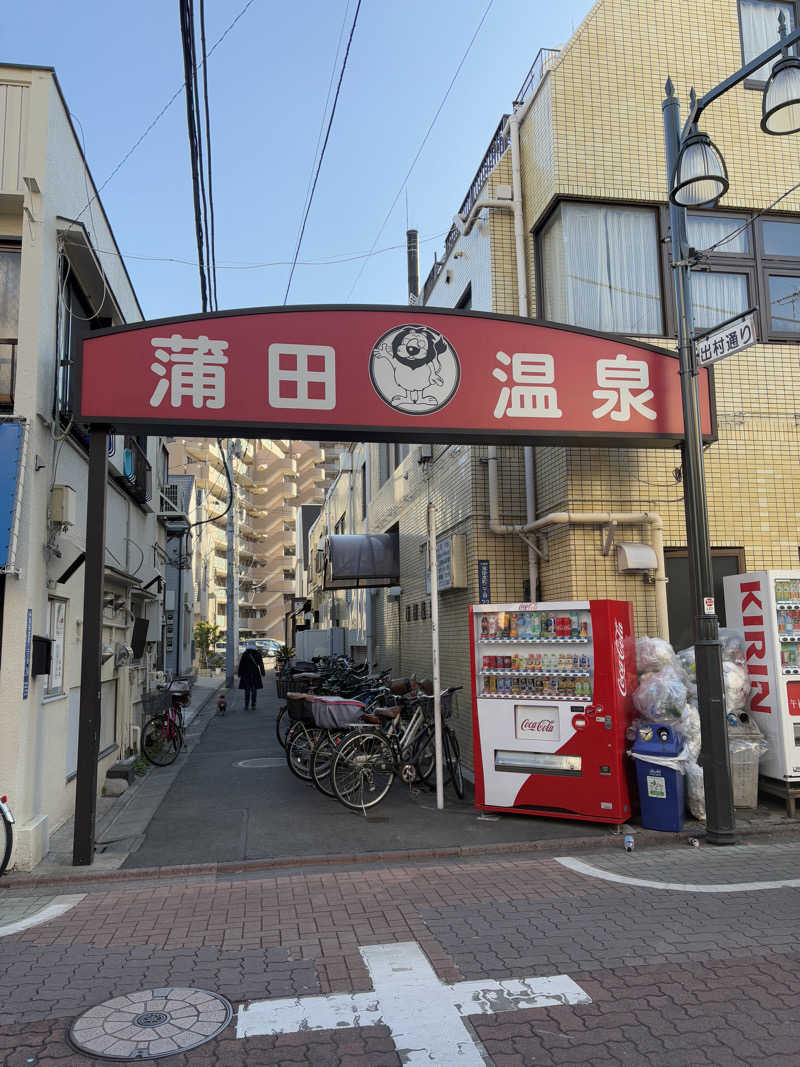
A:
[456,283,472,310]
[739,1,797,84]
[0,244,20,408]
[539,202,663,335]
[378,443,391,486]
[395,443,411,465]
[45,597,67,698]
[687,211,800,339]
[55,268,93,421]
[334,514,346,535]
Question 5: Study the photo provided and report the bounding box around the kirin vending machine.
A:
[469,600,637,824]
[723,571,800,782]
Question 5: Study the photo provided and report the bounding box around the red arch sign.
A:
[78,306,714,445]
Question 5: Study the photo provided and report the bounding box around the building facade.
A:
[308,0,800,776]
[0,65,169,868]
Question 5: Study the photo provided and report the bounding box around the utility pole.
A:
[225,439,240,687]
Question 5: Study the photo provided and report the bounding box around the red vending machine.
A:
[469,600,637,824]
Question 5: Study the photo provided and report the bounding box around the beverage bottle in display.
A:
[545,614,555,637]
[486,614,497,638]
[788,610,794,635]
[580,617,589,639]
[782,643,789,668]
[779,610,786,635]
[570,612,579,637]
[531,611,541,638]
[791,645,798,668]
[509,612,519,638]
[481,615,489,639]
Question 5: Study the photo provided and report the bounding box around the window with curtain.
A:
[739,0,797,82]
[540,203,663,335]
[0,246,20,407]
[686,213,752,330]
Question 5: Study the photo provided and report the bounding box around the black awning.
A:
[323,533,399,590]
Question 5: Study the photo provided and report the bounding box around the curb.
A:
[2,811,799,891]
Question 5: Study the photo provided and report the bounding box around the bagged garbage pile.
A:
[723,661,751,713]
[676,645,695,679]
[633,665,687,723]
[636,636,680,675]
[719,628,746,665]
[677,703,701,760]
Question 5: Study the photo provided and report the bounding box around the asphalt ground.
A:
[120,673,614,870]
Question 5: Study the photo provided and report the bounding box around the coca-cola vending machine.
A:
[468,600,637,824]
[723,570,800,782]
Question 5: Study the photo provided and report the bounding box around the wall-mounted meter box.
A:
[50,485,76,526]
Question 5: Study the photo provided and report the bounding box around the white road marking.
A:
[557,855,800,893]
[236,940,590,1062]
[0,893,86,937]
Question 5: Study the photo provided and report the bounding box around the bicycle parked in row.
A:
[141,675,192,766]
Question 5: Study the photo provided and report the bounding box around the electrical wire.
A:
[179,0,209,312]
[345,0,495,301]
[89,230,448,270]
[283,0,363,303]
[198,0,218,311]
[64,0,260,237]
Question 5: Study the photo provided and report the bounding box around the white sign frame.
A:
[695,309,757,368]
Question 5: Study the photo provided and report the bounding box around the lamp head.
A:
[670,126,729,207]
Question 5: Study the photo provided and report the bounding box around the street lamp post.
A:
[662,14,800,845]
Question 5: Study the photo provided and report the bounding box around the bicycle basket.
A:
[310,697,366,729]
[141,691,168,719]
[419,691,455,721]
[286,694,316,724]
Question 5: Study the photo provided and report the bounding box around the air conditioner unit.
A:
[50,485,77,526]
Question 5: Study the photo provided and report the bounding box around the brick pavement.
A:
[1,847,800,1064]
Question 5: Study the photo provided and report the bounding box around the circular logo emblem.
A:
[369,324,460,415]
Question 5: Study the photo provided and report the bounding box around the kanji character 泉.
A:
[492,351,562,419]
[149,334,229,409]
[592,353,657,422]
[268,344,336,410]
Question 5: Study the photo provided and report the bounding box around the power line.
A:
[695,179,800,259]
[345,0,495,301]
[67,0,259,236]
[283,0,363,304]
[179,0,209,311]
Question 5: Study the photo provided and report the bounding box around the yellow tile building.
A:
[308,0,800,775]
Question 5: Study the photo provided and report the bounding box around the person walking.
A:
[237,641,265,710]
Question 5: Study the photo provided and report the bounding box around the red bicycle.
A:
[141,679,190,766]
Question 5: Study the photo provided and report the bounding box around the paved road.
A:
[122,676,611,869]
[2,840,800,1063]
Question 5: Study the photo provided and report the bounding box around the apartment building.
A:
[169,438,335,647]
[308,0,800,775]
[0,65,169,868]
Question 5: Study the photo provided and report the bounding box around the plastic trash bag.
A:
[686,760,706,821]
[723,661,751,713]
[636,636,679,676]
[629,742,691,774]
[677,646,696,679]
[719,628,746,665]
[677,703,702,761]
[633,665,687,723]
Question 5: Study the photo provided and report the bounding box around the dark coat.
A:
[237,647,265,689]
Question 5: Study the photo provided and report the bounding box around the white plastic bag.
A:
[723,661,751,713]
[636,636,679,676]
[677,704,702,761]
[719,628,746,665]
[686,761,706,821]
[633,666,687,723]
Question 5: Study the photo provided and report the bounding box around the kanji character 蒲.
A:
[149,334,229,409]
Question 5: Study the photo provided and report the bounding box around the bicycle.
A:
[415,687,465,799]
[0,793,14,877]
[329,688,452,811]
[141,679,190,766]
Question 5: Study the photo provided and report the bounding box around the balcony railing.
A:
[0,339,15,407]
[422,46,559,305]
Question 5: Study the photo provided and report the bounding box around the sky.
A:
[5,0,595,322]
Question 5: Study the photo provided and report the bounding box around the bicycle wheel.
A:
[311,730,346,797]
[444,728,464,799]
[332,731,395,811]
[412,725,436,784]
[0,809,12,878]
[276,705,291,750]
[141,714,181,766]
[287,725,324,781]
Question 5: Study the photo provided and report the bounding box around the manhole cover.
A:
[69,987,232,1060]
[235,757,285,768]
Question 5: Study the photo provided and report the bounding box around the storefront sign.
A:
[426,535,466,594]
[478,560,491,603]
[515,705,560,741]
[78,307,714,446]
[695,310,757,368]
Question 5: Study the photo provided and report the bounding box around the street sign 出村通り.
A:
[78,307,714,446]
[695,310,757,369]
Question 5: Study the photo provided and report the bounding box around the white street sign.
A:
[695,311,757,368]
[236,940,591,1062]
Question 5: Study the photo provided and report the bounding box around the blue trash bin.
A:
[632,723,685,832]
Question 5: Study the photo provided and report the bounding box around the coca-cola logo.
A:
[519,718,555,733]
[614,619,627,697]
